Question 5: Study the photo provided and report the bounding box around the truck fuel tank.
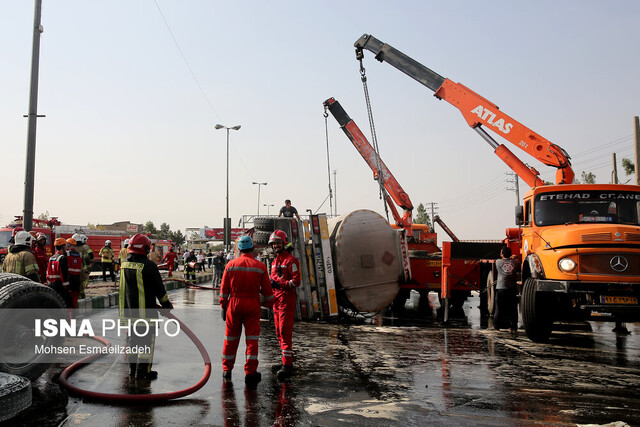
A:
[328,210,402,313]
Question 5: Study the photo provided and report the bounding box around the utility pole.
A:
[23,0,45,231]
[429,202,439,231]
[505,172,520,205]
[634,116,640,186]
[612,153,619,184]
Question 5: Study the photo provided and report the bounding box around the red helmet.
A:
[12,226,25,237]
[128,233,151,255]
[268,230,288,245]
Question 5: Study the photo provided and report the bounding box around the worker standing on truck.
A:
[278,199,301,221]
[493,246,520,332]
[46,237,73,308]
[119,233,173,380]
[220,235,274,386]
[99,240,116,283]
[2,230,40,282]
[268,230,301,380]
[66,238,83,308]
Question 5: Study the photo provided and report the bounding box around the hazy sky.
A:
[2,1,639,240]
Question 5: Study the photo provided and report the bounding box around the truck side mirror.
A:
[515,205,524,226]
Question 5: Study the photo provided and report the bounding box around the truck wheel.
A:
[0,273,32,290]
[252,230,271,245]
[254,217,275,232]
[0,281,66,380]
[521,277,553,342]
[486,271,496,316]
[0,373,31,422]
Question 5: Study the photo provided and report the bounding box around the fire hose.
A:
[58,310,211,403]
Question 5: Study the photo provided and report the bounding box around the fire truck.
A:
[335,34,640,342]
[0,216,129,271]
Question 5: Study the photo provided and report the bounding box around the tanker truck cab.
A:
[519,184,640,341]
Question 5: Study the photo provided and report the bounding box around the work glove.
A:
[221,308,227,321]
[270,279,280,290]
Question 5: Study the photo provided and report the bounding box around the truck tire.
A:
[252,230,271,245]
[254,217,275,232]
[0,373,31,422]
[0,273,32,290]
[0,281,66,380]
[486,271,496,316]
[521,277,553,342]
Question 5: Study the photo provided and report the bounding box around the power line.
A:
[153,0,222,121]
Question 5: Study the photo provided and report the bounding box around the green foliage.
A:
[158,222,171,239]
[622,158,635,176]
[580,171,596,184]
[414,203,431,227]
[144,221,158,236]
[169,230,185,246]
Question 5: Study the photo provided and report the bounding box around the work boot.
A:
[245,372,262,387]
[271,363,283,373]
[136,363,158,380]
[129,363,137,378]
[276,365,293,381]
[222,370,232,382]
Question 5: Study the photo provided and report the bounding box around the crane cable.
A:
[323,108,334,216]
[357,49,390,222]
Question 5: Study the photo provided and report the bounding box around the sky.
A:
[1,1,639,240]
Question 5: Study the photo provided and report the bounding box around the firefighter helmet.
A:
[79,234,88,244]
[237,235,254,251]
[105,240,112,245]
[66,238,77,246]
[14,231,33,246]
[268,230,288,245]
[123,239,130,247]
[72,233,82,243]
[11,226,25,237]
[36,232,47,242]
[128,234,151,255]
[54,237,67,247]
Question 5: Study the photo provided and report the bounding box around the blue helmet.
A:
[237,235,254,251]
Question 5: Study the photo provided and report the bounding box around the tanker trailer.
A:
[327,210,403,313]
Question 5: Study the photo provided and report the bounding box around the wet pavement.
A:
[5,289,640,426]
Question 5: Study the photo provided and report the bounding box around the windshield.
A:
[534,191,640,226]
[0,231,12,249]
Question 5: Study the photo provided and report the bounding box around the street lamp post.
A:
[215,124,241,253]
[263,203,274,216]
[252,182,267,216]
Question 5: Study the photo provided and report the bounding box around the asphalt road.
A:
[6,289,640,426]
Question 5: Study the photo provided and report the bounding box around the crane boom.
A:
[323,97,413,235]
[354,34,574,186]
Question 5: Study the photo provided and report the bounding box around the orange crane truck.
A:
[353,34,640,341]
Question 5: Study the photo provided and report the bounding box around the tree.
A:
[622,158,635,176]
[144,221,158,237]
[158,223,171,239]
[169,230,185,246]
[414,203,431,227]
[580,171,596,184]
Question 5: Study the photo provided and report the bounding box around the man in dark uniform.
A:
[119,233,173,380]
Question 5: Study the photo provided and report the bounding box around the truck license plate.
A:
[600,296,638,304]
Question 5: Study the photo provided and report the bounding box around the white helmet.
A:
[72,233,83,244]
[105,240,112,245]
[80,234,88,244]
[15,230,33,246]
[124,239,130,247]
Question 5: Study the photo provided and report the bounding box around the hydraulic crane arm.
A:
[354,34,574,186]
[323,97,413,235]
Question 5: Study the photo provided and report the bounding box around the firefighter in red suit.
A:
[66,238,83,308]
[268,230,301,380]
[33,233,49,283]
[46,237,73,308]
[162,246,178,277]
[220,235,274,387]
